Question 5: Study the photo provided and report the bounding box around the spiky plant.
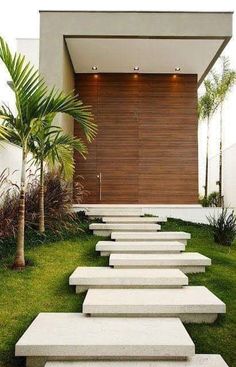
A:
[208,208,236,246]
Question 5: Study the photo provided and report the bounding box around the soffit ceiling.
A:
[65,37,224,82]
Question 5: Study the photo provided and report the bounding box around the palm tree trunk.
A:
[39,160,45,233]
[204,116,210,199]
[219,103,223,206]
[13,149,27,269]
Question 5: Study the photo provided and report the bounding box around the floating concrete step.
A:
[111,231,191,244]
[80,208,143,217]
[83,286,226,323]
[69,267,188,293]
[102,216,167,223]
[45,355,229,367]
[110,253,211,273]
[15,313,195,365]
[90,223,161,236]
[96,241,185,256]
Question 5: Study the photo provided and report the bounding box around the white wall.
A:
[0,141,38,195]
[0,141,22,191]
[198,81,236,208]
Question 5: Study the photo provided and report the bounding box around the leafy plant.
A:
[199,191,220,207]
[207,208,236,246]
[0,36,96,269]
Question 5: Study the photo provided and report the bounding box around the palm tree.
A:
[211,56,236,206]
[30,122,87,233]
[0,36,96,269]
[198,79,218,199]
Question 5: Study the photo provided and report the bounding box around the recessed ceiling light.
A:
[175,67,181,72]
[92,66,97,70]
[134,66,139,71]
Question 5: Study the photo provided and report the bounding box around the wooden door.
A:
[74,74,139,203]
[74,73,198,204]
[95,75,139,203]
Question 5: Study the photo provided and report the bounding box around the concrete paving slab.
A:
[15,313,194,360]
[83,286,225,322]
[45,355,229,367]
[109,253,211,273]
[96,241,185,255]
[69,267,188,292]
[111,232,190,245]
[102,217,167,223]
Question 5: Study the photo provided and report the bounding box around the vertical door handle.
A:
[97,172,102,201]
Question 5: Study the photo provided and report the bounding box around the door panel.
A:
[74,73,198,204]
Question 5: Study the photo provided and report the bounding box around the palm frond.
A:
[198,80,219,120]
[0,37,47,126]
[210,56,236,103]
[0,36,97,144]
[38,89,97,142]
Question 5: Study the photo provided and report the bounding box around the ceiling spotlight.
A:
[92,66,97,71]
[134,66,139,71]
[175,67,181,72]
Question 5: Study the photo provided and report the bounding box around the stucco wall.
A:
[0,142,37,194]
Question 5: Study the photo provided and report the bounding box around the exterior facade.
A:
[36,11,232,204]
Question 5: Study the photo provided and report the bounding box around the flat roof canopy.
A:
[40,11,232,86]
[36,11,232,85]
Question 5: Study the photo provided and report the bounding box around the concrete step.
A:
[15,313,195,366]
[90,223,161,236]
[83,286,226,323]
[110,253,211,273]
[111,232,191,245]
[45,355,229,367]
[96,241,185,256]
[78,208,143,217]
[69,267,188,293]
[102,216,167,223]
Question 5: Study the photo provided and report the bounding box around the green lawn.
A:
[0,219,235,367]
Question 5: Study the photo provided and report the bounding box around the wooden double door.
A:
[74,73,198,204]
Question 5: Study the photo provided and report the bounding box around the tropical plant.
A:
[199,191,220,207]
[208,208,236,246]
[0,36,96,269]
[211,56,236,206]
[198,80,218,199]
[29,122,87,233]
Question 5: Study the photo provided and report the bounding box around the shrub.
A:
[0,169,19,239]
[199,191,220,207]
[207,208,236,246]
[0,169,87,240]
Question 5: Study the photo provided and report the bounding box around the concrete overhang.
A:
[40,11,233,86]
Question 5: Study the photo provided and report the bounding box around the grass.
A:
[0,218,235,367]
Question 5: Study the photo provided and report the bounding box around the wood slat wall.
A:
[74,73,198,204]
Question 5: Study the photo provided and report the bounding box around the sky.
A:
[0,0,236,195]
